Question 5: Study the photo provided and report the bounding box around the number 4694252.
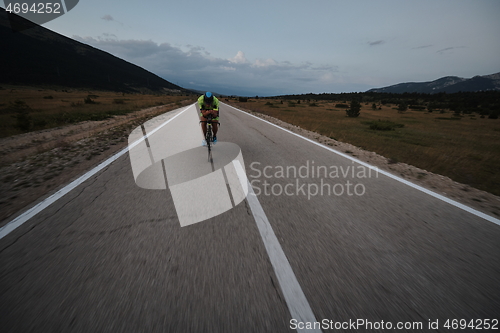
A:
[5,2,62,14]
[444,319,498,330]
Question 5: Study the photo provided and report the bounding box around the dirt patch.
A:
[228,103,500,220]
[0,101,191,225]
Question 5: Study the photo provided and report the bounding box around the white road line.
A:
[0,105,193,240]
[232,160,321,333]
[225,103,500,227]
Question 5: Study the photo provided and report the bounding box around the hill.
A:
[0,8,189,94]
[368,73,500,94]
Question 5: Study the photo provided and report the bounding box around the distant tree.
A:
[346,100,361,117]
[372,103,377,110]
[427,102,437,113]
[398,102,407,113]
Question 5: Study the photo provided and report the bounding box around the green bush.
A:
[33,118,48,129]
[11,100,32,131]
[84,96,97,104]
[363,120,404,131]
[398,103,408,113]
[435,117,461,121]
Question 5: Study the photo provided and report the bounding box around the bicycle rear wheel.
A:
[206,125,213,162]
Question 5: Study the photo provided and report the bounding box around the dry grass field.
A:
[0,86,189,138]
[229,98,500,196]
[0,86,194,222]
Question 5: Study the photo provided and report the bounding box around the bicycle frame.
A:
[200,114,219,162]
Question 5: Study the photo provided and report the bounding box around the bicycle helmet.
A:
[204,92,214,104]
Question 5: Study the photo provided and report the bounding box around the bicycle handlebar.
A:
[200,112,219,122]
[199,120,220,125]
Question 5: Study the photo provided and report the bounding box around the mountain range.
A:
[2,8,499,96]
[0,8,189,94]
[367,73,500,94]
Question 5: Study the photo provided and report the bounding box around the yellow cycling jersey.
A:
[198,95,219,111]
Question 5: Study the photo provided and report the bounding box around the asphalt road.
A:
[1,103,499,332]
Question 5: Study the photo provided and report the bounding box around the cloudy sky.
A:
[5,0,500,96]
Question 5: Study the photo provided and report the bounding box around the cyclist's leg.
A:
[212,117,219,137]
[212,123,218,137]
[200,115,207,136]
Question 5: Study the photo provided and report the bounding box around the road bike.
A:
[200,113,219,163]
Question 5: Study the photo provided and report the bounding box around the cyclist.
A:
[198,92,219,146]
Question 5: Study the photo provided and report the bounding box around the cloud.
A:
[229,51,248,64]
[312,65,338,71]
[102,33,118,40]
[73,36,352,96]
[437,47,454,53]
[368,40,385,46]
[220,66,236,71]
[253,58,277,68]
[412,44,433,49]
[437,46,467,54]
[101,15,114,21]
[101,14,125,26]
